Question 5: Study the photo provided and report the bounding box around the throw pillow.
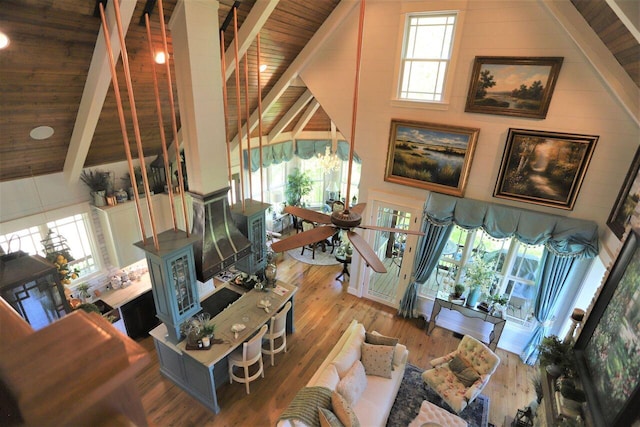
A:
[360,342,394,379]
[449,354,480,387]
[315,364,340,391]
[331,391,360,427]
[318,408,345,427]
[365,331,399,347]
[336,360,367,405]
[332,329,365,378]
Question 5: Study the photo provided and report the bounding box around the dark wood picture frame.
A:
[493,128,597,210]
[607,146,640,239]
[574,228,640,427]
[465,56,564,119]
[384,119,480,197]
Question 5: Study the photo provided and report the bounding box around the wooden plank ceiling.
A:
[0,0,636,183]
[0,0,336,182]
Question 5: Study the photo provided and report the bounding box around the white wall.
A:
[301,0,639,262]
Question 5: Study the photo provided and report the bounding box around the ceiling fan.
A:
[270,0,424,273]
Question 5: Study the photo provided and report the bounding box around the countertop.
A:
[99,273,152,309]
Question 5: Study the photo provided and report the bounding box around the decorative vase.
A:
[466,287,481,308]
[92,190,106,207]
[264,262,277,287]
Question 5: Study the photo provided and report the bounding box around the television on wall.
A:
[573,228,640,427]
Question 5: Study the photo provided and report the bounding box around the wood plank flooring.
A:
[133,251,537,426]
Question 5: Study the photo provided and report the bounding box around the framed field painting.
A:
[574,227,640,427]
[465,56,563,119]
[494,128,598,210]
[384,120,480,196]
[607,146,640,239]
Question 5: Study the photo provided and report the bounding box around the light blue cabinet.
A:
[136,230,201,343]
[232,200,270,275]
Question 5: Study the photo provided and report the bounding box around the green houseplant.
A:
[538,335,576,377]
[285,168,313,207]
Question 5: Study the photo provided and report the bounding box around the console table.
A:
[426,298,506,351]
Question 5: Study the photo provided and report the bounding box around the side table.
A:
[335,254,352,280]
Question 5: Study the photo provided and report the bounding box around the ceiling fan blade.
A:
[283,205,332,224]
[347,230,387,273]
[349,203,366,215]
[358,224,425,236]
[271,226,337,252]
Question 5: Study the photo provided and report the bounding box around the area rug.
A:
[387,363,489,427]
[286,246,340,266]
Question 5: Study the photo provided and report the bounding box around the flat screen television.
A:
[574,229,640,427]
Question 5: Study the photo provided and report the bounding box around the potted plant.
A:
[463,257,496,308]
[538,335,575,377]
[80,169,111,206]
[76,282,91,303]
[453,283,465,298]
[285,168,313,207]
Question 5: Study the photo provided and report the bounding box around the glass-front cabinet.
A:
[136,231,200,343]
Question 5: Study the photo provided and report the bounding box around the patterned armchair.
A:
[422,335,500,413]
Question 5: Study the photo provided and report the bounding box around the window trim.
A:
[391,9,465,108]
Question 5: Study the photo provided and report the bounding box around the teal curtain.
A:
[337,140,361,163]
[295,140,330,160]
[520,252,576,364]
[243,140,294,172]
[398,217,452,318]
[424,193,599,258]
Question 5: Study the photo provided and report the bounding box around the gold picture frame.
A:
[384,120,480,197]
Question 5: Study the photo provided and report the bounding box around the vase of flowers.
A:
[463,257,495,308]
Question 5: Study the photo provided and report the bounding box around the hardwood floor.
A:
[133,250,537,426]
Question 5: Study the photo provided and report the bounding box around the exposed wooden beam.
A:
[268,90,314,142]
[291,99,320,139]
[606,0,639,43]
[63,0,136,184]
[232,0,358,145]
[224,0,279,80]
[542,0,639,126]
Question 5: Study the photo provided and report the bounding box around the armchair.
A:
[422,335,500,413]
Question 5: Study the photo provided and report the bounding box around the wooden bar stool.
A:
[262,301,292,366]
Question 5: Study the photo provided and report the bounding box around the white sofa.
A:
[278,319,409,427]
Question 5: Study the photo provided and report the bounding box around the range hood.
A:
[191,188,252,282]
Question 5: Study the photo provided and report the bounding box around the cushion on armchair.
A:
[448,354,480,387]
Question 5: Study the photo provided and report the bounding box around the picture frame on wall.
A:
[606,146,640,239]
[493,128,598,210]
[384,119,480,197]
[465,56,564,119]
[574,227,640,427]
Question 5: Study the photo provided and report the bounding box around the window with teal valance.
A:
[243,140,294,172]
[294,139,331,159]
[424,193,599,258]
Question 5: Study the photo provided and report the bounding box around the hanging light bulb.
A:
[317,146,341,172]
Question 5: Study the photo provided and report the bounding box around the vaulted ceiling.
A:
[0,0,637,183]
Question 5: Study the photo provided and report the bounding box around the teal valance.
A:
[243,140,294,172]
[336,140,361,163]
[424,193,599,258]
[295,139,331,160]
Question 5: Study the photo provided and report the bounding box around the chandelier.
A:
[317,146,341,172]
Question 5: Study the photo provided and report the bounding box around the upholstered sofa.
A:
[278,319,409,427]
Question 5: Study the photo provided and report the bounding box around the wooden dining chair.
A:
[300,220,319,259]
[262,301,292,366]
[228,324,268,394]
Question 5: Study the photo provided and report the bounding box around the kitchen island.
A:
[149,280,297,413]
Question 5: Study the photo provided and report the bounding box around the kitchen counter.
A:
[99,273,152,309]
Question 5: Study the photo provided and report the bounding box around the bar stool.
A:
[262,301,292,366]
[228,324,268,394]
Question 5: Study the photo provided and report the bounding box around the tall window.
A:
[399,12,457,102]
[0,213,101,282]
[418,225,544,325]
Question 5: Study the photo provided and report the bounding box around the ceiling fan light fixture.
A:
[30,126,54,140]
[0,32,9,49]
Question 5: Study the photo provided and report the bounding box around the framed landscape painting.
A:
[465,56,564,119]
[493,128,598,210]
[574,228,640,427]
[607,146,640,239]
[384,119,479,196]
